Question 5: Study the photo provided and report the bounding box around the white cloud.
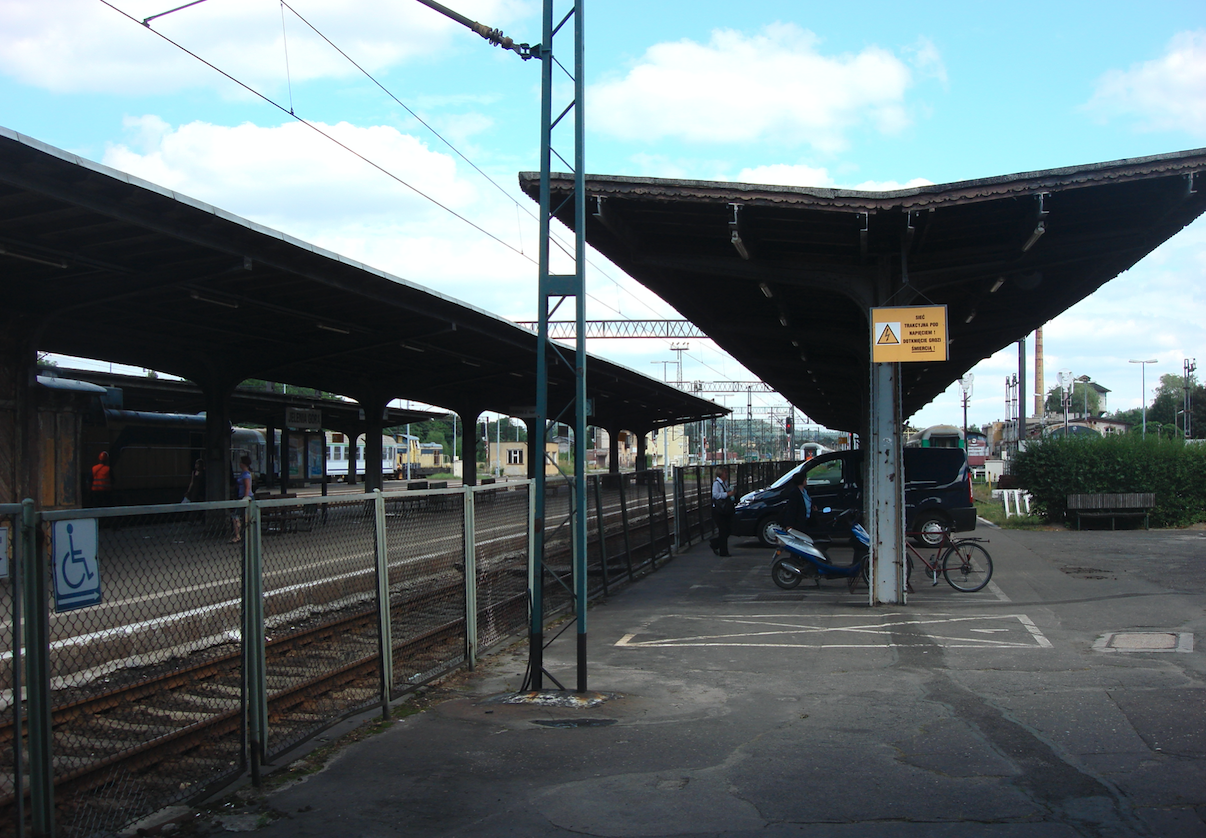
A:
[588,23,918,153]
[1082,29,1206,138]
[736,164,834,188]
[904,36,947,88]
[0,0,531,95]
[734,163,932,192]
[101,116,541,317]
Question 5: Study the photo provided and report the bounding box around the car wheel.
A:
[758,515,781,547]
[911,513,949,547]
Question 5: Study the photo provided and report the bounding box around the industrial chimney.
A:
[1035,327,1045,417]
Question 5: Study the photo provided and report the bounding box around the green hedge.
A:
[1013,436,1206,527]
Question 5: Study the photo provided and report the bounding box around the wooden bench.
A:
[259,495,316,534]
[1067,493,1155,530]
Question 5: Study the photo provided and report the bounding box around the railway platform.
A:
[173,524,1206,837]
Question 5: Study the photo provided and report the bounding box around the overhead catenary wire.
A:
[109,2,763,395]
[277,1,676,334]
[102,0,533,264]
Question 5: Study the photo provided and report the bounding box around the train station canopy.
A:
[0,127,724,434]
[38,368,445,432]
[521,149,1206,431]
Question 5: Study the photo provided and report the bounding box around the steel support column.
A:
[531,0,587,693]
[868,361,906,604]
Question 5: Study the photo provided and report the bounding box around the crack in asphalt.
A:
[891,620,1151,837]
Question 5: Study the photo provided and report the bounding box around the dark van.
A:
[732,448,977,547]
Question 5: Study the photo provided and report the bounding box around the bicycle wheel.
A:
[941,541,993,592]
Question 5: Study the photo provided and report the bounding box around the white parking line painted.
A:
[615,612,1052,650]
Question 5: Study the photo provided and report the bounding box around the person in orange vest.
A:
[91,451,114,507]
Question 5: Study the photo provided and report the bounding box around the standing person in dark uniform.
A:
[90,451,113,508]
[777,469,812,536]
[709,466,736,556]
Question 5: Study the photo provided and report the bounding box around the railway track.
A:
[0,569,527,835]
[0,486,677,837]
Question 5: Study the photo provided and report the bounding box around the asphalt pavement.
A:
[162,521,1206,838]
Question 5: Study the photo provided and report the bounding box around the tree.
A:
[1147,374,1206,438]
[1109,406,1143,431]
[1044,381,1101,417]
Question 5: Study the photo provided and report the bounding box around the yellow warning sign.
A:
[871,305,948,363]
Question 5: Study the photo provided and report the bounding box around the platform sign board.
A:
[286,407,322,430]
[871,305,948,363]
[52,518,102,611]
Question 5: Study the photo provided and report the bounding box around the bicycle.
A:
[905,530,993,592]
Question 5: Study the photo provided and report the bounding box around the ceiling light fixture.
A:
[189,291,239,309]
[316,323,350,334]
[0,244,68,268]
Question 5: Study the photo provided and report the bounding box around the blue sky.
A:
[2,0,1204,432]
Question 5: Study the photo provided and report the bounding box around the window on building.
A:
[507,448,524,465]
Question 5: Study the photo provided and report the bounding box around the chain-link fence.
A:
[5,472,687,838]
[259,495,381,760]
[36,501,247,838]
[472,485,528,655]
[1,505,20,838]
[386,487,468,697]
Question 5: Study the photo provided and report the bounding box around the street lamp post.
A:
[1129,359,1157,439]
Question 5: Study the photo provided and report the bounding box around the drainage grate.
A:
[1092,632,1193,653]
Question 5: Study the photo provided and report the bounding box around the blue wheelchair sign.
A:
[53,519,102,610]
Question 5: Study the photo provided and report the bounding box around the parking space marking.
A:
[616,612,1052,650]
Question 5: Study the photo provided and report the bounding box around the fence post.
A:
[591,476,612,589]
[528,479,537,632]
[675,467,685,554]
[464,486,477,670]
[645,473,659,569]
[21,499,54,838]
[617,475,634,574]
[242,499,267,786]
[372,491,393,717]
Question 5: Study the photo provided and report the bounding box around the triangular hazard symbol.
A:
[877,324,900,345]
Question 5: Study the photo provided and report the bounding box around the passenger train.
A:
[906,424,965,449]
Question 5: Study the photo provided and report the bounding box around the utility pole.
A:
[959,375,973,441]
[1186,358,1197,438]
[531,0,587,693]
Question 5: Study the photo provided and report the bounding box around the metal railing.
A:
[2,470,689,838]
[672,461,797,550]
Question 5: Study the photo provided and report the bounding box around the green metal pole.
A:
[464,485,478,670]
[373,491,394,715]
[531,0,555,693]
[21,498,54,837]
[572,0,588,695]
[242,499,267,785]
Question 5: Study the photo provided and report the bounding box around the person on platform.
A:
[777,469,812,538]
[230,455,253,543]
[709,466,736,557]
[184,458,206,503]
[90,451,113,507]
